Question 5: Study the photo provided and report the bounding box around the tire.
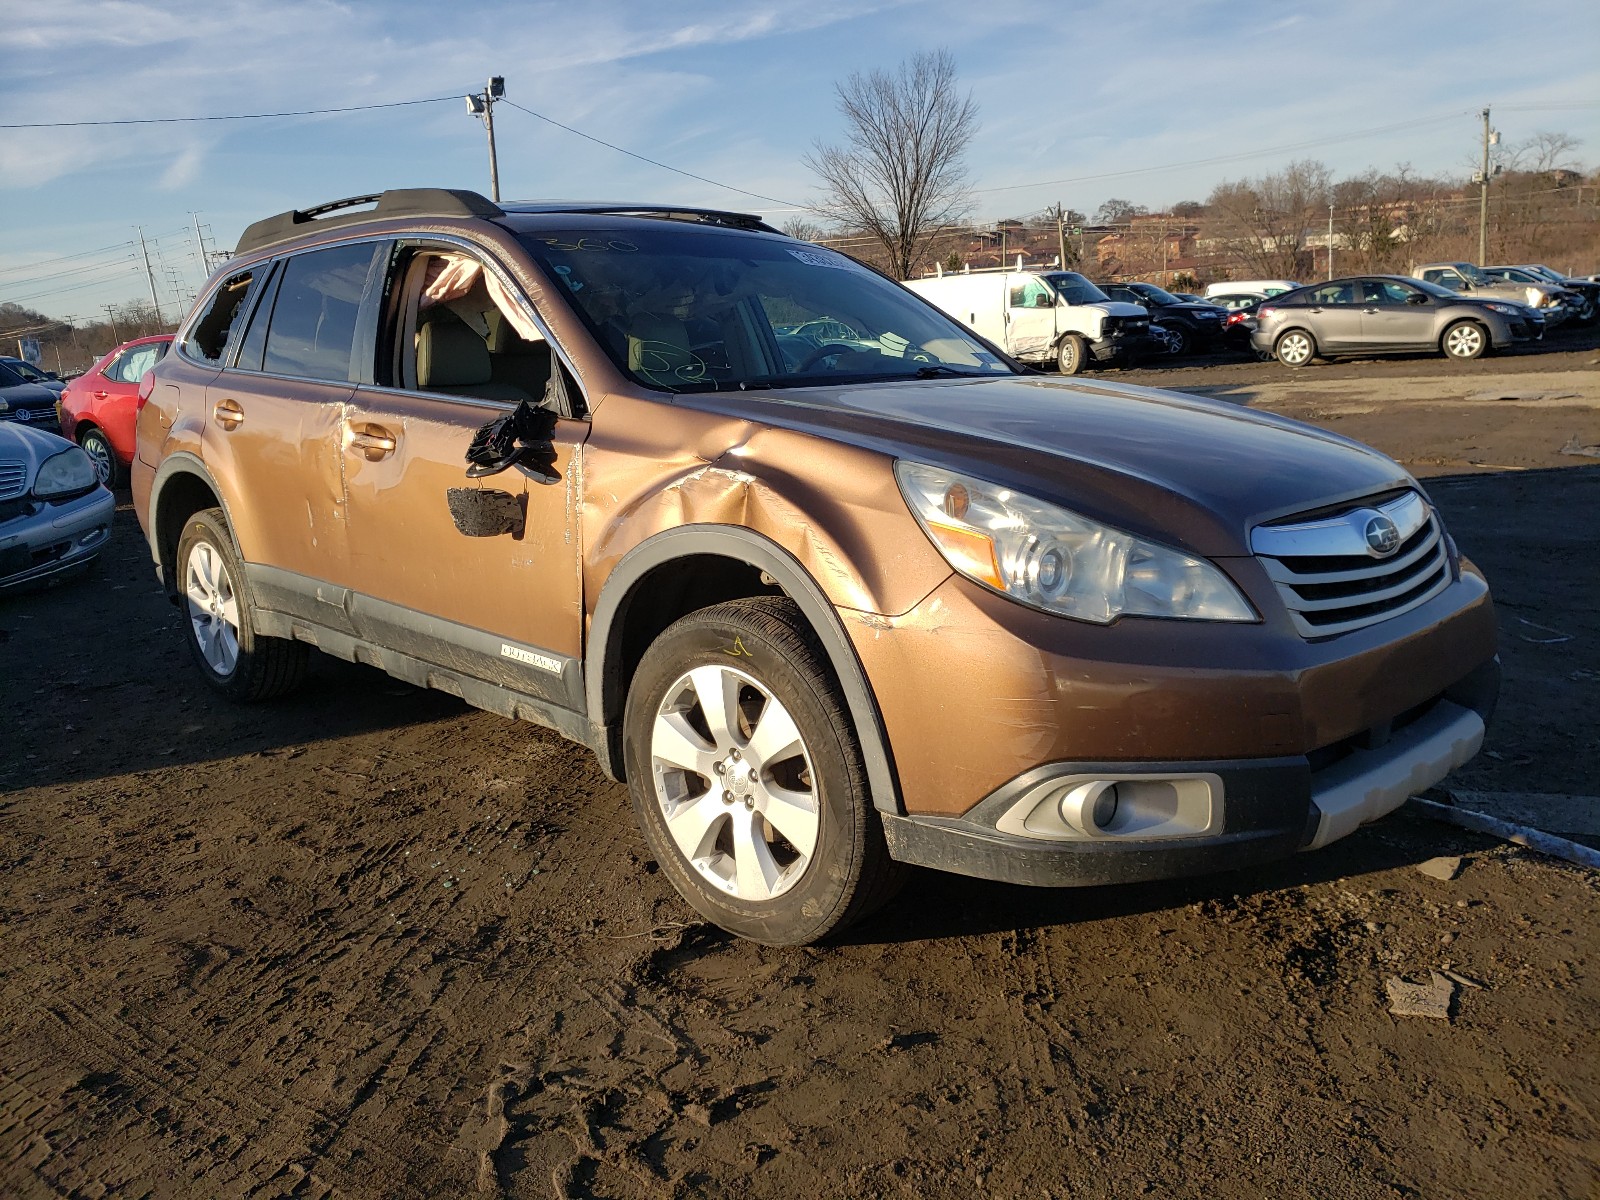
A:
[175,508,308,701]
[622,596,905,944]
[1161,323,1189,356]
[1274,329,1316,367]
[1441,320,1488,361]
[1056,333,1088,375]
[79,427,121,489]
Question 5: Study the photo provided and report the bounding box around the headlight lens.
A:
[34,447,98,498]
[1484,303,1519,315]
[895,461,1256,624]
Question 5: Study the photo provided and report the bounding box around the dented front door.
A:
[1004,275,1060,360]
[338,386,589,696]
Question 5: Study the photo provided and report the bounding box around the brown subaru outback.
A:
[133,189,1498,944]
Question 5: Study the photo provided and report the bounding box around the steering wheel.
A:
[796,342,859,372]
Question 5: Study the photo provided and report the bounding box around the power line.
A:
[500,99,802,209]
[0,94,466,130]
[0,241,136,278]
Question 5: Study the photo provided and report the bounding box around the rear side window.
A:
[105,342,168,383]
[183,268,261,364]
[261,243,380,383]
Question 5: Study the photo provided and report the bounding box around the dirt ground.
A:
[2,333,1597,1199]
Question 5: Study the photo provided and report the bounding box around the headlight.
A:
[1526,288,1547,307]
[34,447,98,498]
[895,461,1256,624]
[1484,303,1519,315]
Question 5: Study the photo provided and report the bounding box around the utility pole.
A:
[1054,204,1069,270]
[1476,106,1497,267]
[135,227,165,325]
[1327,204,1335,280]
[102,305,121,342]
[465,76,505,201]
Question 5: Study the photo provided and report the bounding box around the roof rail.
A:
[497,201,777,232]
[234,188,505,256]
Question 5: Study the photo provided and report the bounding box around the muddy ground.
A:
[2,334,1597,1199]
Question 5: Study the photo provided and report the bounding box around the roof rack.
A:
[497,201,777,233]
[234,188,505,255]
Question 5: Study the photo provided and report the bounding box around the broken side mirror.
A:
[446,399,561,538]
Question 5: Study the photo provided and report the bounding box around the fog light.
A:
[1091,783,1120,830]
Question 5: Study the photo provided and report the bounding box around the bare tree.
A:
[1205,159,1333,280]
[780,218,828,244]
[804,50,979,280]
[1093,198,1146,225]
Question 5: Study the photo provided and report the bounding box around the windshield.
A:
[1133,283,1182,305]
[518,227,1012,393]
[1456,264,1493,284]
[8,360,47,382]
[1041,272,1110,304]
[0,362,27,387]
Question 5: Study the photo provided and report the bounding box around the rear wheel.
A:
[1274,329,1316,367]
[1159,323,1190,356]
[622,597,904,944]
[79,427,120,489]
[1056,333,1088,375]
[1442,320,1487,360]
[176,508,307,701]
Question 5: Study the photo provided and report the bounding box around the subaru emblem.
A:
[1364,514,1401,557]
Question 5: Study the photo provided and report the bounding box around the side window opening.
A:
[384,247,581,416]
[183,268,261,365]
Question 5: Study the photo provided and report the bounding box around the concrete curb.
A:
[1408,796,1600,871]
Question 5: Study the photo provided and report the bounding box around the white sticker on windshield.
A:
[787,248,860,271]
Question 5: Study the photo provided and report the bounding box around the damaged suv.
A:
[134,190,1498,944]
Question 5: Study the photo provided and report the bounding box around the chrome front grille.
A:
[0,460,25,500]
[1252,491,1452,638]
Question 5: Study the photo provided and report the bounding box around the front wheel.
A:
[622,597,904,944]
[79,427,121,489]
[1056,333,1088,375]
[176,508,308,701]
[1274,329,1316,367]
[1442,320,1488,360]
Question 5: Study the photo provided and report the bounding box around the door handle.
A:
[91,390,109,400]
[1362,307,1379,314]
[213,398,244,430]
[347,422,397,461]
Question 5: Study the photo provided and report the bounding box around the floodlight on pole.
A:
[464,76,504,201]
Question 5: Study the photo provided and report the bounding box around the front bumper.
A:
[0,485,115,589]
[0,407,62,434]
[1089,329,1155,362]
[881,660,1498,886]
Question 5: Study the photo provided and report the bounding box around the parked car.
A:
[1203,280,1299,300]
[1101,283,1230,355]
[57,334,173,487]
[134,188,1498,945]
[1412,262,1578,327]
[0,422,115,589]
[0,357,66,396]
[1217,296,1267,355]
[0,361,61,430]
[905,268,1152,374]
[1253,275,1542,366]
[1499,265,1598,325]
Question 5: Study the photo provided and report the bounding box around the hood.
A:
[0,380,60,407]
[1091,301,1149,319]
[0,420,75,468]
[685,375,1411,557]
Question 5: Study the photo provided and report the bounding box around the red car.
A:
[58,334,173,487]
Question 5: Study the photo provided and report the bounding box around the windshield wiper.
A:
[911,364,988,379]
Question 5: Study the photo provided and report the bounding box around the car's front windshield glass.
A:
[1042,272,1110,304]
[1135,284,1182,304]
[1457,264,1492,284]
[8,361,45,381]
[0,363,26,387]
[518,226,1013,393]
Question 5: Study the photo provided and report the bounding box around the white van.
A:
[1203,279,1300,300]
[905,269,1152,374]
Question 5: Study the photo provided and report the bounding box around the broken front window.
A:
[518,227,1012,393]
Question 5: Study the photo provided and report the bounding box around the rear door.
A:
[205,242,383,620]
[1299,281,1363,350]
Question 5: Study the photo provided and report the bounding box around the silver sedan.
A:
[0,423,115,590]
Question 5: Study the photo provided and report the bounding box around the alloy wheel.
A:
[649,664,819,902]
[183,540,241,676]
[1445,324,1484,358]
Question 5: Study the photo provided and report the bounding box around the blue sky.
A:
[2,0,1597,322]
